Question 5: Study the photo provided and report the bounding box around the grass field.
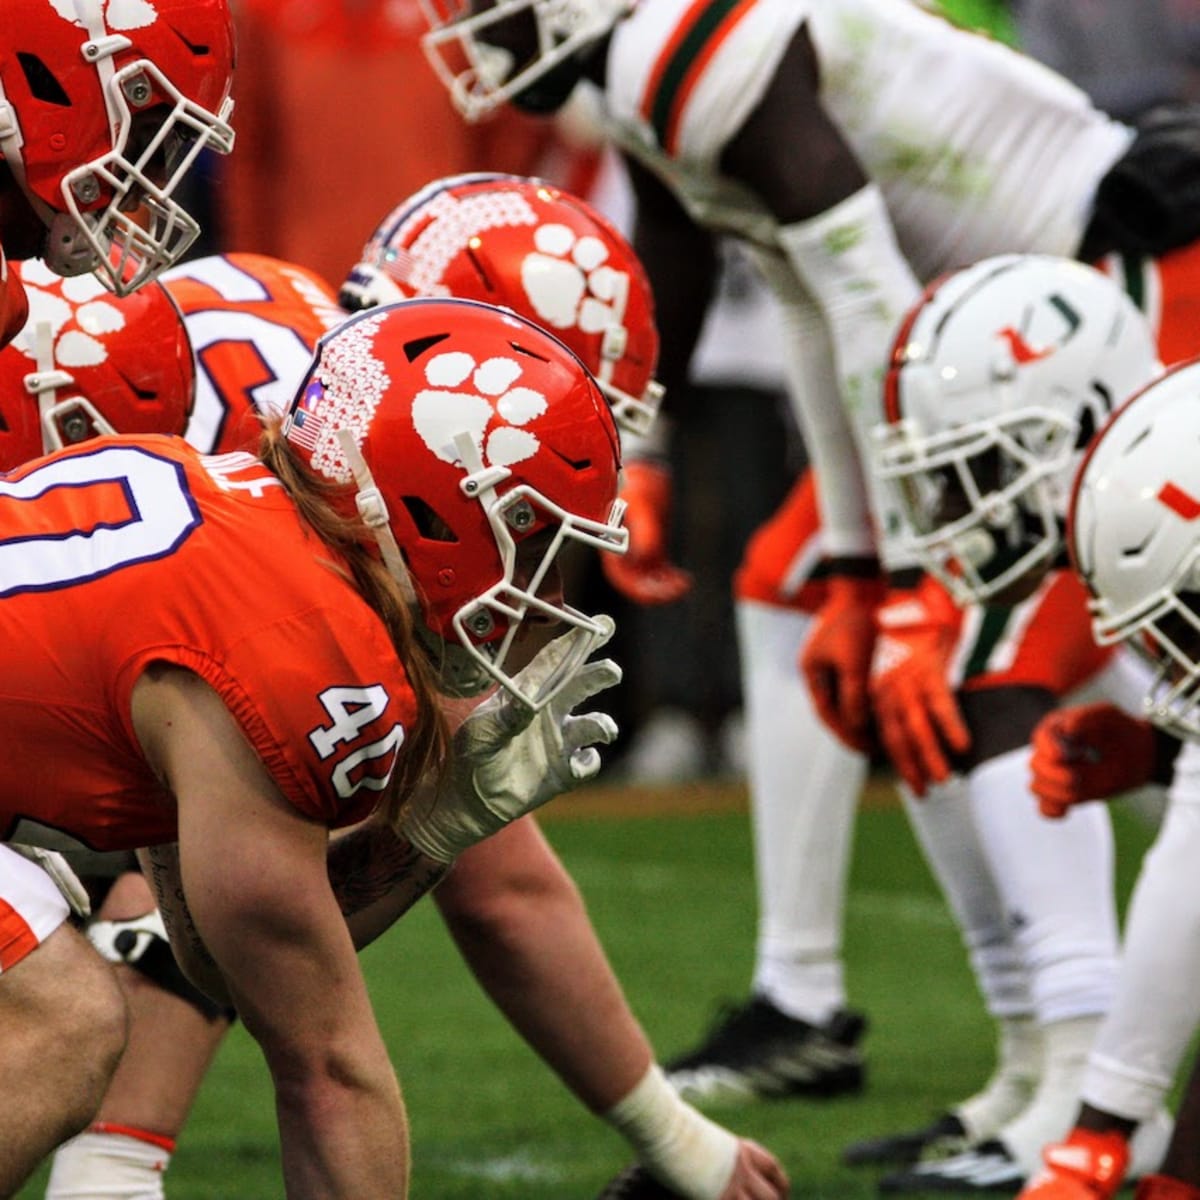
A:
[16,778,1159,1199]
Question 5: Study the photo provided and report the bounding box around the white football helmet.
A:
[875,254,1160,604]
[1070,360,1200,740]
[419,0,632,122]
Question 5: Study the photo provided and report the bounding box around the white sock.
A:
[999,1015,1103,1173]
[740,601,868,1023]
[954,1016,1043,1143]
[46,1125,174,1200]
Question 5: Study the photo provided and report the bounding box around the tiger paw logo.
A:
[13,261,127,370]
[522,224,627,339]
[413,351,547,469]
[50,0,159,31]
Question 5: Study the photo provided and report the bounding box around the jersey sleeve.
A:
[609,0,807,168]
[119,603,421,829]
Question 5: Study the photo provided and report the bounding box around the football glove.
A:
[9,844,91,918]
[1030,702,1157,819]
[601,459,693,605]
[800,571,885,752]
[403,618,622,863]
[869,580,970,796]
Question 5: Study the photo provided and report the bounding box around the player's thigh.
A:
[2,920,127,1060]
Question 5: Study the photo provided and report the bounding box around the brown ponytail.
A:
[258,419,449,827]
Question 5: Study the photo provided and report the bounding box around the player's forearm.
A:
[327,816,449,949]
[777,184,924,570]
[274,1048,409,1198]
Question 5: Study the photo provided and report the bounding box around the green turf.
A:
[16,792,1159,1198]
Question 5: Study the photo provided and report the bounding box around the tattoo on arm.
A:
[138,843,219,977]
[327,823,446,919]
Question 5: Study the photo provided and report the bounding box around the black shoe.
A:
[594,1165,681,1199]
[663,995,867,1105]
[843,1113,970,1167]
[877,1140,1026,1194]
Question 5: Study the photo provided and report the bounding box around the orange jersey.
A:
[0,435,417,852]
[940,569,1113,695]
[162,253,345,455]
[0,247,29,350]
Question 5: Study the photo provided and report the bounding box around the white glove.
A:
[9,844,91,918]
[403,618,622,863]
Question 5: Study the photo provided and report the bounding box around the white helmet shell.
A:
[876,254,1161,603]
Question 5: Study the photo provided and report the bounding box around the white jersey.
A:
[604,0,1134,280]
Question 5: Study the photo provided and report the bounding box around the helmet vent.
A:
[402,496,458,542]
[465,247,496,294]
[168,26,211,57]
[1121,425,1153,457]
[403,333,451,362]
[508,340,550,363]
[549,447,592,471]
[114,369,159,402]
[17,54,69,106]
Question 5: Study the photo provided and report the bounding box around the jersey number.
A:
[0,446,200,598]
[309,685,404,799]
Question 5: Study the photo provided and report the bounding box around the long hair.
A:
[258,419,449,827]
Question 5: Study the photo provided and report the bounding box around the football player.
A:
[35,252,338,1197]
[837,254,1178,1188]
[46,192,786,1199]
[416,0,1200,1169]
[0,2,234,1188]
[1,296,631,1197]
[340,175,785,1198]
[1000,360,1200,1200]
[0,257,200,1196]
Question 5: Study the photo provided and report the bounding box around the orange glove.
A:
[869,580,970,796]
[601,459,693,605]
[800,572,886,753]
[1030,703,1158,819]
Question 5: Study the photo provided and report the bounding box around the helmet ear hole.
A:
[1075,405,1098,450]
[402,496,457,543]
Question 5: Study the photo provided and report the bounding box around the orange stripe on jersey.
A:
[639,0,758,157]
[0,897,38,971]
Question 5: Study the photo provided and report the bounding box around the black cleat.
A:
[664,995,867,1106]
[842,1112,971,1167]
[594,1165,681,1199]
[877,1139,1026,1194]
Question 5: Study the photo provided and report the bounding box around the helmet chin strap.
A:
[333,427,417,607]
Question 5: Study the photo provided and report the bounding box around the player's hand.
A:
[402,619,621,862]
[717,1138,790,1200]
[800,572,886,752]
[1030,703,1157,819]
[869,582,970,796]
[9,844,91,918]
[601,459,693,604]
